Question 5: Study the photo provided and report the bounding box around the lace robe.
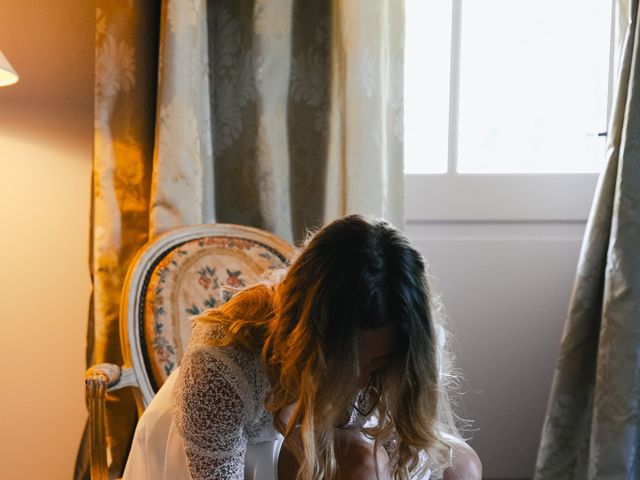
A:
[174,316,282,479]
[122,308,283,480]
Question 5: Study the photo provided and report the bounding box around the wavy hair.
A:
[195,214,462,479]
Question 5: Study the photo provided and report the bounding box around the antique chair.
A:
[85,224,295,480]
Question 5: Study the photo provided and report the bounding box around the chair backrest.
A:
[119,224,295,407]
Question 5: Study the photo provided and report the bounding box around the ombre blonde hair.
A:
[196,214,463,480]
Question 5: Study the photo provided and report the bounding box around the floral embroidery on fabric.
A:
[143,236,288,386]
[210,3,258,154]
[200,237,255,250]
[290,20,330,135]
[225,269,246,288]
[197,266,218,290]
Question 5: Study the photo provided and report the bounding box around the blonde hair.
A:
[196,215,464,479]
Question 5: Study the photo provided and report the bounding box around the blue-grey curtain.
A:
[75,1,405,478]
[535,1,640,478]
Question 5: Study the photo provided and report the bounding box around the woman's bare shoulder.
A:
[443,436,482,480]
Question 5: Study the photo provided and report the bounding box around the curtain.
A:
[75,1,404,478]
[534,1,640,478]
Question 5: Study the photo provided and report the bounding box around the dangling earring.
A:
[353,377,381,417]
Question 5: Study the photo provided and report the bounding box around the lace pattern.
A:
[173,316,279,480]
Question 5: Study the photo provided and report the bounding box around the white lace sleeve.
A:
[174,345,250,480]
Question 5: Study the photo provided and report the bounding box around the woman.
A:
[123,214,481,480]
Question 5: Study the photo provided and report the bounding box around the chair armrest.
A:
[87,363,121,389]
[85,364,137,480]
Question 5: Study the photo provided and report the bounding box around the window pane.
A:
[404,0,452,174]
[457,0,611,173]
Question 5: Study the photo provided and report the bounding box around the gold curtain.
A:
[535,1,640,478]
[76,0,404,478]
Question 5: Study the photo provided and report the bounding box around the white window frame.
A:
[405,0,615,223]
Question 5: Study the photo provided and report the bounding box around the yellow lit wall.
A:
[0,1,94,478]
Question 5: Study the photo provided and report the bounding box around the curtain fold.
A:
[76,1,404,478]
[325,0,405,229]
[78,3,161,478]
[150,0,212,236]
[534,1,640,478]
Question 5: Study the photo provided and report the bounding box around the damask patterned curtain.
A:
[535,1,640,478]
[75,0,404,478]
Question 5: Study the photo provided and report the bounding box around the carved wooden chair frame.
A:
[84,224,294,480]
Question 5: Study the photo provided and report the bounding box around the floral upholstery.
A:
[141,236,288,391]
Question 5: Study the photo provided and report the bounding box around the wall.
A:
[0,1,94,478]
[407,220,586,479]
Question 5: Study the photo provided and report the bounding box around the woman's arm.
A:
[174,346,249,480]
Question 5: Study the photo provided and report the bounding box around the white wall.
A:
[0,1,94,478]
[407,220,586,479]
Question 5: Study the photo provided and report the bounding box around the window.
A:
[404,0,614,221]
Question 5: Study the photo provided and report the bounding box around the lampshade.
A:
[0,49,19,87]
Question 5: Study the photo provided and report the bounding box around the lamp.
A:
[0,49,19,87]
